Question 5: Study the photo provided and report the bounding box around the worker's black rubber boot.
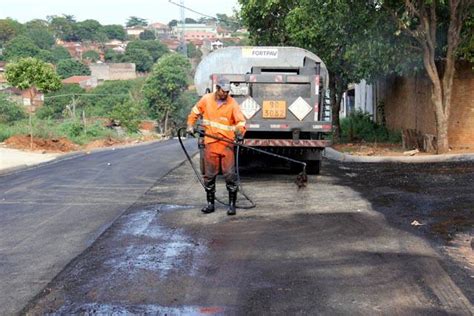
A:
[227,191,237,216]
[201,190,215,214]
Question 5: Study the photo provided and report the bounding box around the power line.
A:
[44,93,131,99]
[168,0,216,20]
[167,0,241,26]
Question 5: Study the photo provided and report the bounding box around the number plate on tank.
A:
[262,100,286,118]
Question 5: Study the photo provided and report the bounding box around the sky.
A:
[1,0,241,25]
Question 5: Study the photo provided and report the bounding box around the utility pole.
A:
[180,0,187,57]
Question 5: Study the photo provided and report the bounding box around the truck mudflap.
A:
[243,139,330,147]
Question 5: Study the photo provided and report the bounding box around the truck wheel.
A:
[306,160,321,175]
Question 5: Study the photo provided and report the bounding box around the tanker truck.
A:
[194,46,332,174]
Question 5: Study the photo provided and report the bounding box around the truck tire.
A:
[306,160,321,175]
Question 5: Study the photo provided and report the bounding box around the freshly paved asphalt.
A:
[0,139,196,315]
[25,155,474,314]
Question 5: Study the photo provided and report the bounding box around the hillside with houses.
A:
[0,14,249,149]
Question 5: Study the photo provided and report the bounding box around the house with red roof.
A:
[62,76,98,90]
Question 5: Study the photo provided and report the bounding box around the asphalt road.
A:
[0,139,196,316]
[25,157,473,315]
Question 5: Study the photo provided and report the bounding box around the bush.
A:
[56,59,91,79]
[59,119,116,144]
[37,84,85,119]
[84,78,146,116]
[0,122,27,141]
[340,110,401,143]
[110,100,146,133]
[82,50,100,62]
[0,94,27,123]
[0,118,63,142]
[59,120,84,138]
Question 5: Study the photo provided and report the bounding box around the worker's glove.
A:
[186,125,195,137]
[235,134,244,144]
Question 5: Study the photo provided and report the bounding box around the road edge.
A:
[324,147,474,163]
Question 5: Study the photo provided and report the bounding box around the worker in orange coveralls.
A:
[187,78,246,216]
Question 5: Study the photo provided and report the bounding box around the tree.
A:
[24,19,55,50]
[0,18,25,45]
[124,48,153,72]
[239,0,416,141]
[56,59,91,79]
[36,49,57,63]
[185,18,197,24]
[5,57,62,92]
[382,0,474,153]
[75,19,105,42]
[48,15,77,41]
[143,53,191,133]
[126,16,148,27]
[50,46,71,61]
[104,48,120,62]
[24,19,49,30]
[82,50,100,62]
[3,36,41,60]
[126,40,169,62]
[139,30,156,40]
[84,79,146,117]
[110,100,144,133]
[168,19,178,28]
[239,0,298,45]
[5,57,62,147]
[103,24,127,41]
[187,42,202,59]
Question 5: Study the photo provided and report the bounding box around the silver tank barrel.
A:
[194,46,329,96]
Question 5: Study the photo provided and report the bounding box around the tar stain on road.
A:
[106,207,206,277]
[25,203,223,315]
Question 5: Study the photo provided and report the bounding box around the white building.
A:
[340,80,376,120]
[172,23,217,36]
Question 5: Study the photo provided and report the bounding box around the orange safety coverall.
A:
[187,93,246,193]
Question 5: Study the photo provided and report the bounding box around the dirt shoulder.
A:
[0,134,163,174]
[333,142,474,156]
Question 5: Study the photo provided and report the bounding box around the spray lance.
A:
[177,126,308,209]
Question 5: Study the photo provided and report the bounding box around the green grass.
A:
[0,118,119,145]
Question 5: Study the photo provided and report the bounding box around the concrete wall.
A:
[90,63,137,81]
[378,62,474,149]
[449,64,474,149]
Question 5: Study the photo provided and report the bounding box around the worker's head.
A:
[216,78,231,100]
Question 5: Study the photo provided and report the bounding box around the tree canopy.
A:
[0,18,25,45]
[125,40,169,62]
[240,0,413,139]
[139,30,156,40]
[3,35,41,60]
[48,15,77,41]
[143,53,191,132]
[56,59,91,79]
[103,24,127,41]
[82,50,100,62]
[124,48,153,73]
[126,16,148,27]
[381,0,473,153]
[5,57,62,92]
